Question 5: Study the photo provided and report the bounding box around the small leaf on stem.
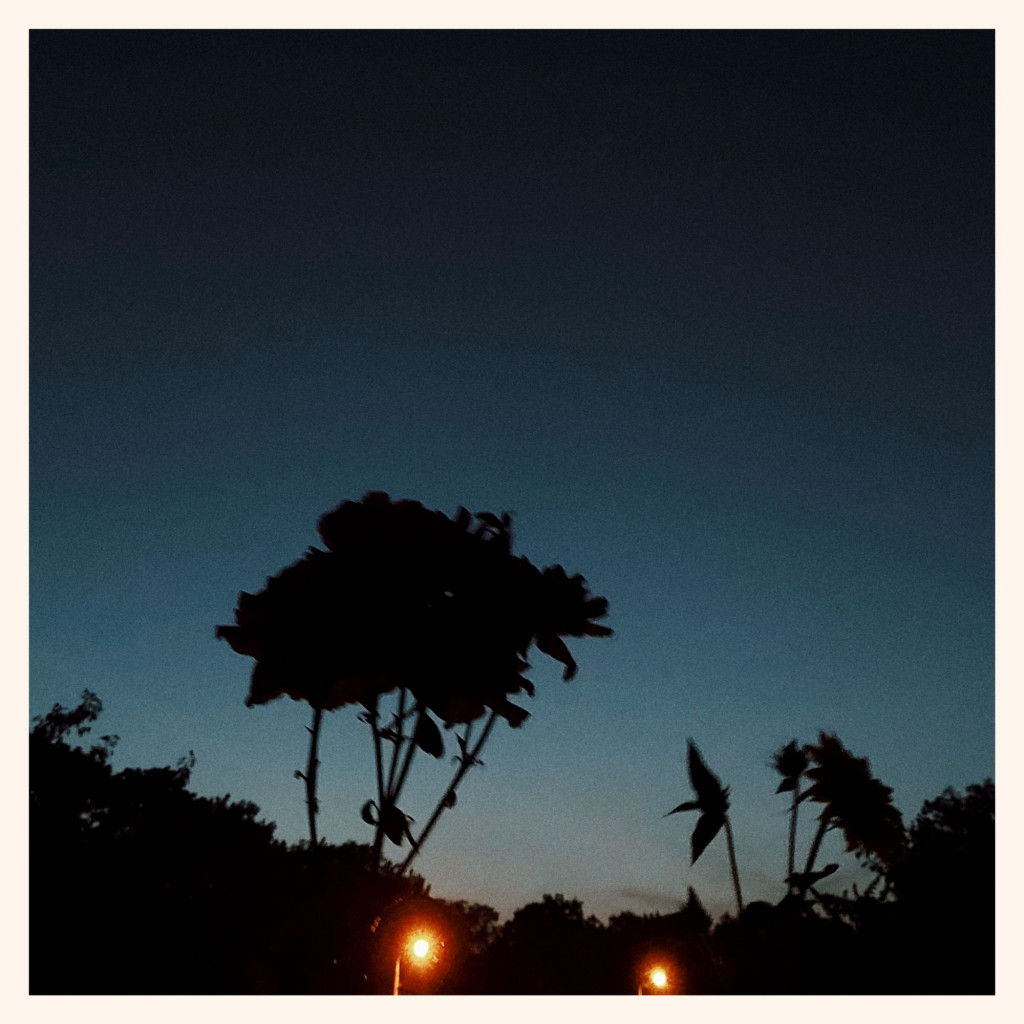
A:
[691,812,727,864]
[414,712,445,758]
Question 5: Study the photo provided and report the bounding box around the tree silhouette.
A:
[30,695,994,993]
[30,692,286,992]
[217,492,611,870]
[880,779,994,993]
[29,691,439,994]
[485,893,609,993]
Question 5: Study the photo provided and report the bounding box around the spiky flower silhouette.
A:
[799,732,906,875]
[217,491,611,869]
[664,739,743,914]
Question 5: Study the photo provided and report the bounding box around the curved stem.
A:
[305,705,323,850]
[787,781,800,889]
[803,816,831,878]
[371,702,385,808]
[398,710,499,875]
[723,815,744,916]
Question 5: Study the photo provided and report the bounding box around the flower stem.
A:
[305,705,323,850]
[787,780,800,890]
[390,704,424,804]
[369,700,387,872]
[370,702,385,807]
[397,710,498,875]
[371,689,409,872]
[384,688,407,799]
[723,815,744,916]
[803,817,831,878]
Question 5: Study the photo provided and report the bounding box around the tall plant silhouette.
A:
[217,492,611,871]
[772,739,809,893]
[664,740,743,915]
[798,732,905,879]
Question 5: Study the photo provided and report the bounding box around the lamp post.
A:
[393,934,431,995]
[638,964,670,995]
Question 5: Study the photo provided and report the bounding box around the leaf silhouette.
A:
[474,511,504,531]
[414,712,444,758]
[664,800,701,816]
[687,740,730,815]
[360,800,378,826]
[534,633,578,680]
[381,803,411,846]
[691,811,727,865]
[787,862,840,893]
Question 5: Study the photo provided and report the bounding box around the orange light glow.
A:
[412,938,430,959]
[650,967,668,988]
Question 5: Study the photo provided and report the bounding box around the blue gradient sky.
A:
[30,29,993,922]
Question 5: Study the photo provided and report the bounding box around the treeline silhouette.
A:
[30,693,993,994]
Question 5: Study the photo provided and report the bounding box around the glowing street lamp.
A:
[393,933,433,995]
[638,963,671,995]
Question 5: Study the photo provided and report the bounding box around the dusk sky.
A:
[30,28,993,924]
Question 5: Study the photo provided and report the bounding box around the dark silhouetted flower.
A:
[216,492,611,728]
[664,739,731,865]
[800,732,905,868]
[772,739,808,794]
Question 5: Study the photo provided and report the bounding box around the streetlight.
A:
[393,932,433,995]
[638,963,672,995]
[371,896,452,995]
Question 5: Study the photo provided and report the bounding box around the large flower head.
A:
[801,732,905,868]
[216,493,611,727]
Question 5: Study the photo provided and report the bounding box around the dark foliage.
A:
[479,894,612,994]
[863,779,995,993]
[29,693,429,994]
[29,694,994,994]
